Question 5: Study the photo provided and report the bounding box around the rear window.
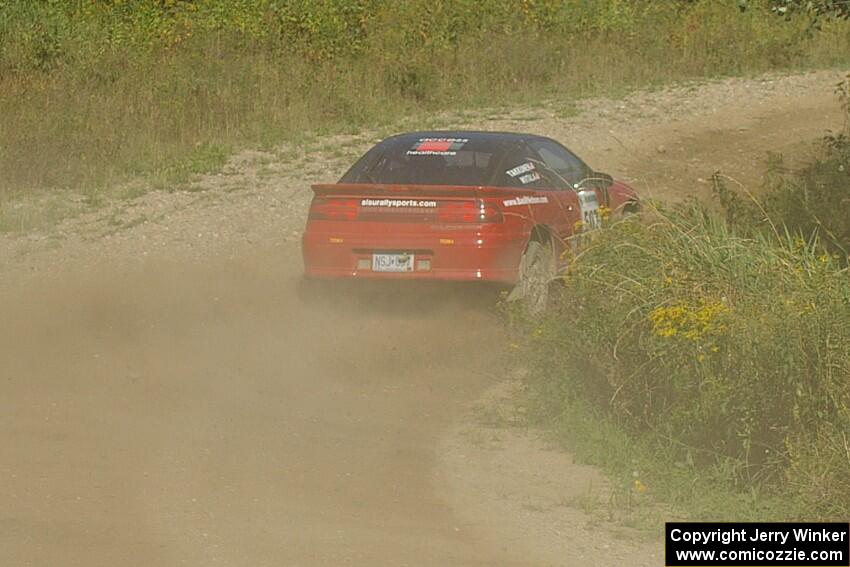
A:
[341,135,513,186]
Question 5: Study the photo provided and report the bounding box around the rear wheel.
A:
[507,239,557,315]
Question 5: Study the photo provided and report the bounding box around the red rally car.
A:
[301,131,638,306]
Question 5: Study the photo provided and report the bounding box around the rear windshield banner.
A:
[407,138,469,156]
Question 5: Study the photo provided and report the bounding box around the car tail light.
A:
[308,197,359,221]
[437,200,502,223]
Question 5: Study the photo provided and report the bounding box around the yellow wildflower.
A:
[649,300,728,341]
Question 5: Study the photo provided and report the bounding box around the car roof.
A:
[382,130,550,144]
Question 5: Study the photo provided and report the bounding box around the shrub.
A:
[526,202,850,518]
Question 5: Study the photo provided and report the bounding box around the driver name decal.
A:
[503,196,549,207]
[518,172,541,184]
[506,162,535,177]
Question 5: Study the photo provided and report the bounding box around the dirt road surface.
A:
[1,70,845,566]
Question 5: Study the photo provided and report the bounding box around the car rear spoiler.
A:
[310,183,541,200]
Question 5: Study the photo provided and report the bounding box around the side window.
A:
[496,145,566,190]
[339,145,383,183]
[528,140,591,187]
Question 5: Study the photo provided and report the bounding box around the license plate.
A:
[372,253,414,272]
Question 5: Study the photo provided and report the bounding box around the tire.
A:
[507,239,557,315]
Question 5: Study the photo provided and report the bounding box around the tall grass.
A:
[1,0,849,200]
[521,159,850,519]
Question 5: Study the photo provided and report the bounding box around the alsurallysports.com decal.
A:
[406,138,469,156]
[360,198,438,208]
[503,196,549,207]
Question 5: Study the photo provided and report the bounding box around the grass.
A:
[554,101,581,120]
[149,142,231,191]
[522,372,807,524]
[514,179,850,521]
[514,86,850,522]
[1,0,849,227]
[0,193,87,234]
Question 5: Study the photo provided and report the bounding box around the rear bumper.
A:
[302,224,526,284]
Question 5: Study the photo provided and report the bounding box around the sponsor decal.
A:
[518,172,541,184]
[506,162,535,177]
[503,195,549,207]
[360,198,437,208]
[406,137,468,156]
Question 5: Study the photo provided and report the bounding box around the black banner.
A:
[666,522,849,566]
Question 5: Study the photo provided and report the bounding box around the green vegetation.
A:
[519,98,850,520]
[1,0,849,202]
